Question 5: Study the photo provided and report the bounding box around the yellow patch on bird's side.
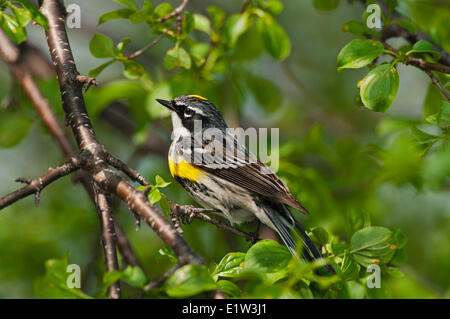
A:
[188,94,208,101]
[168,156,204,181]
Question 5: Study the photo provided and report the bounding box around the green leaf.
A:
[164,46,191,70]
[121,266,147,288]
[147,187,162,205]
[114,0,138,11]
[193,13,211,34]
[258,14,290,60]
[182,11,194,34]
[211,252,245,278]
[165,264,217,297]
[116,38,131,54]
[313,0,340,11]
[0,12,27,43]
[224,13,250,47]
[340,250,360,281]
[7,2,31,27]
[103,271,122,287]
[0,111,33,148]
[88,60,115,78]
[423,83,445,119]
[98,8,134,25]
[129,11,144,24]
[121,59,145,79]
[406,40,440,60]
[337,39,384,70]
[90,33,116,58]
[33,254,93,299]
[154,3,174,19]
[17,0,48,29]
[155,175,171,188]
[350,226,397,267]
[244,240,292,273]
[390,247,408,265]
[157,247,178,263]
[310,226,329,247]
[190,42,210,65]
[217,280,241,298]
[261,1,284,15]
[358,63,400,112]
[207,6,226,30]
[386,266,404,278]
[159,193,171,216]
[141,0,154,15]
[342,20,365,35]
[391,19,417,34]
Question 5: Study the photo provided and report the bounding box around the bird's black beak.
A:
[156,99,175,111]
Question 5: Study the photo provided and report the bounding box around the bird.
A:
[156,95,333,272]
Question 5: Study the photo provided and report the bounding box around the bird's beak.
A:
[156,99,175,111]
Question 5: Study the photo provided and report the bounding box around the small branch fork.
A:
[126,0,189,60]
[382,43,450,101]
[0,159,81,209]
[159,0,189,34]
[0,0,258,298]
[354,0,450,100]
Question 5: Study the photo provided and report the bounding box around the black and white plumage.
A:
[157,95,332,271]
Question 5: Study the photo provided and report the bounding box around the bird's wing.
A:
[189,132,310,214]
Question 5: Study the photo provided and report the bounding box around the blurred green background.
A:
[0,0,449,298]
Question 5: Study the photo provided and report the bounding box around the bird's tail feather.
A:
[267,206,335,274]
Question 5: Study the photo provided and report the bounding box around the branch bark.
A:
[39,0,203,265]
[0,159,81,209]
[94,189,121,299]
[170,203,259,243]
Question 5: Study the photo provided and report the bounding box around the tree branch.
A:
[0,30,145,279]
[170,203,259,243]
[0,159,81,209]
[94,189,121,299]
[383,43,450,101]
[127,22,175,60]
[356,0,450,67]
[0,30,76,158]
[158,0,189,34]
[39,0,203,265]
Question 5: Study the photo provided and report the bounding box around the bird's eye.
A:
[184,108,195,118]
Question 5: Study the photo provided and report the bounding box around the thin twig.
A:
[144,264,181,291]
[158,0,189,34]
[356,0,450,67]
[171,203,259,243]
[0,159,81,209]
[106,154,150,186]
[424,69,450,101]
[0,30,76,158]
[383,43,450,101]
[240,0,252,13]
[95,190,121,299]
[127,23,175,60]
[114,220,143,268]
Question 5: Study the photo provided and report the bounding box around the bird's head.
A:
[156,95,227,133]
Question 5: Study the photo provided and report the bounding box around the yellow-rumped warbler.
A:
[157,95,332,271]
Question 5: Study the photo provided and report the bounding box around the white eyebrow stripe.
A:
[187,106,205,116]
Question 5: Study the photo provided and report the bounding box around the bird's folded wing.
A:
[190,133,310,214]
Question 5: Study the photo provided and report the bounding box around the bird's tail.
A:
[267,205,335,274]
